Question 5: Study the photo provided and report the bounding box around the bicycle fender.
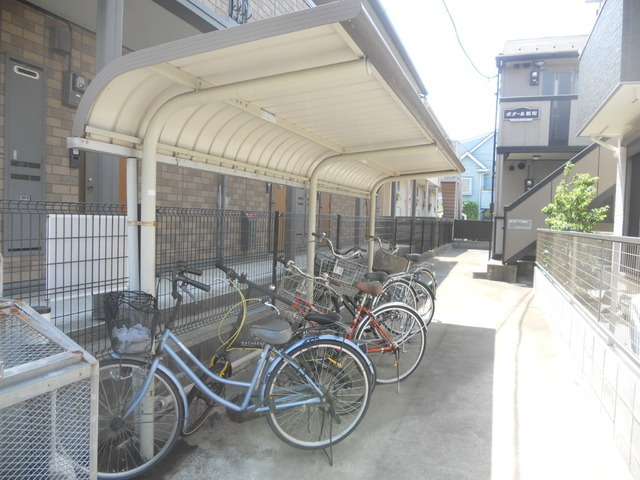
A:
[371,301,420,316]
[285,334,363,355]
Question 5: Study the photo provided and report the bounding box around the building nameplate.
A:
[504,107,540,121]
[508,219,533,230]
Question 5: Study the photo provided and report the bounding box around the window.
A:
[542,72,574,146]
[542,72,575,95]
[462,177,472,195]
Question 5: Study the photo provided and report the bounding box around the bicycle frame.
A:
[113,327,363,430]
[278,259,403,353]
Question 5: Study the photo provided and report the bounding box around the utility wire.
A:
[440,0,496,80]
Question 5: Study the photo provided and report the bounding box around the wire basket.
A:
[103,291,159,354]
[372,249,408,274]
[276,269,336,324]
[315,251,368,297]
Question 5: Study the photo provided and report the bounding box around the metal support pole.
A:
[126,157,139,290]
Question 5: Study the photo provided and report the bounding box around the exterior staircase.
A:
[500,142,616,265]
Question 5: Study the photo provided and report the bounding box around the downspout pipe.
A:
[137,60,365,294]
[591,136,626,236]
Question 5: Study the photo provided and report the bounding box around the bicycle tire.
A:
[408,278,435,326]
[182,356,231,436]
[413,267,437,296]
[373,277,418,309]
[97,358,183,480]
[353,303,426,384]
[265,339,371,449]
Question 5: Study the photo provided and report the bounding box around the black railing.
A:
[0,200,452,356]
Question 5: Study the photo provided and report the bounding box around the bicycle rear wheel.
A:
[97,358,183,479]
[408,278,435,326]
[265,339,371,449]
[374,278,417,309]
[354,303,426,384]
[414,267,437,295]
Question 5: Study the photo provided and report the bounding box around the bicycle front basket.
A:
[372,249,408,274]
[103,291,158,354]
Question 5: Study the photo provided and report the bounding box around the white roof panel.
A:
[70,1,463,198]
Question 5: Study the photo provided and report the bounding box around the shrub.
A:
[541,162,609,232]
[463,201,479,220]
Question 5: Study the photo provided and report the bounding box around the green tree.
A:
[541,162,609,232]
[463,201,479,220]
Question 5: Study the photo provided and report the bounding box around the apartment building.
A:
[492,35,614,264]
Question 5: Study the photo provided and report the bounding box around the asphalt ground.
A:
[146,248,631,480]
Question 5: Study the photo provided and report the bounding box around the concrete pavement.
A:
[150,248,631,480]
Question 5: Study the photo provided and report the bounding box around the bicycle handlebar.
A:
[364,235,399,254]
[215,261,237,278]
[174,262,211,293]
[175,274,210,292]
[312,232,364,259]
[275,257,294,269]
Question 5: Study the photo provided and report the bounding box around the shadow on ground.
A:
[148,322,495,480]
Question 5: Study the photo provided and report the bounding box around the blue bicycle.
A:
[96,262,373,479]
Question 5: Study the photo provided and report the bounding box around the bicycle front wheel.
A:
[354,303,427,384]
[265,339,371,449]
[97,358,184,479]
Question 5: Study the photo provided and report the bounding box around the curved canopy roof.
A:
[69,0,463,198]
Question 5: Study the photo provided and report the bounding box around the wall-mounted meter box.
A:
[62,71,87,108]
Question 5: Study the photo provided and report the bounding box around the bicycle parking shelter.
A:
[67,0,464,295]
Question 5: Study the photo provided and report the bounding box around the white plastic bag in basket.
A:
[112,323,151,354]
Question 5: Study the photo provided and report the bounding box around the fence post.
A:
[336,214,342,251]
[409,217,415,253]
[393,217,398,246]
[272,211,282,287]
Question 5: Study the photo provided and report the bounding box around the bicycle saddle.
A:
[355,281,384,296]
[365,271,388,283]
[404,253,421,263]
[250,317,292,345]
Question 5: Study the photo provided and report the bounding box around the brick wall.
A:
[0,0,352,215]
[226,176,271,211]
[1,0,94,202]
[330,193,357,216]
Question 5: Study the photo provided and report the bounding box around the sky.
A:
[378,0,602,141]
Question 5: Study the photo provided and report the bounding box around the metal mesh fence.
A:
[1,200,453,356]
[0,380,93,479]
[0,311,66,368]
[0,301,96,480]
[537,229,640,359]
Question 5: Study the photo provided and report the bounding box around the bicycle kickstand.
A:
[395,350,401,394]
